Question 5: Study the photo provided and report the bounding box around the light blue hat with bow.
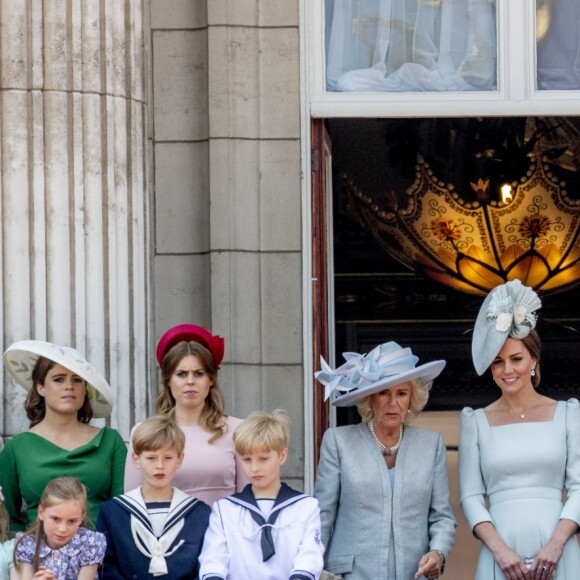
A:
[472,279,542,375]
[315,341,446,407]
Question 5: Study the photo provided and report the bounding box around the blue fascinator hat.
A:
[472,279,542,375]
[314,341,446,407]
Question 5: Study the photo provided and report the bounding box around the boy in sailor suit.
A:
[97,416,210,579]
[199,409,324,580]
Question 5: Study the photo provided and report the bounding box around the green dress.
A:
[0,427,127,530]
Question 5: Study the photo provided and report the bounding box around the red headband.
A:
[156,324,225,368]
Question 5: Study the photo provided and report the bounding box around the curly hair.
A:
[156,341,227,443]
[356,378,430,424]
[25,356,93,427]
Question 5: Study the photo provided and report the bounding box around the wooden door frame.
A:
[310,118,331,471]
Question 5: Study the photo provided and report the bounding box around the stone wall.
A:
[150,0,304,485]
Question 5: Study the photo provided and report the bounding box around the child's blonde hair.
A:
[0,487,8,543]
[132,414,186,455]
[13,477,89,572]
[234,409,290,455]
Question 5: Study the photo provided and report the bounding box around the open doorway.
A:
[322,116,580,426]
[311,116,580,578]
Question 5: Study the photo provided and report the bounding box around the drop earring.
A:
[531,368,536,377]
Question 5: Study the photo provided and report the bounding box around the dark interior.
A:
[327,117,580,426]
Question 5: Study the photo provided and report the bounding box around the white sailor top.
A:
[97,487,210,579]
[199,483,324,580]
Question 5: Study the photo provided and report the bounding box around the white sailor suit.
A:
[199,483,324,580]
[97,487,210,579]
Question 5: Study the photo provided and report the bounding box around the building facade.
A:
[1,2,580,575]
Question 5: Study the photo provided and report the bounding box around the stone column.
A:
[207,0,303,486]
[0,0,148,439]
[149,0,303,485]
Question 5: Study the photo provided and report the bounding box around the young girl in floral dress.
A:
[13,477,105,580]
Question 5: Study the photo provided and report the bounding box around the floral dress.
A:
[15,527,106,579]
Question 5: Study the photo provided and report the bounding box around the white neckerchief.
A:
[119,487,197,576]
[130,515,184,575]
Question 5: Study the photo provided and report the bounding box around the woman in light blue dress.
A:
[460,280,580,580]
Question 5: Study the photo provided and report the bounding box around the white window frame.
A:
[309,0,580,118]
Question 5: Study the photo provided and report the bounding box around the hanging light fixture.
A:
[346,153,580,296]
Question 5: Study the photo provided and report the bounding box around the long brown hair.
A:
[13,477,89,572]
[521,329,542,387]
[25,356,93,427]
[156,341,227,442]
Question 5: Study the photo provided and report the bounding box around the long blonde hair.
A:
[0,501,8,543]
[156,341,227,442]
[13,477,89,572]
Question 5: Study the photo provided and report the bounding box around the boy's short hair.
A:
[132,415,186,456]
[234,409,290,455]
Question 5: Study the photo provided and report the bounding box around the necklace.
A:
[503,401,540,420]
[368,421,404,456]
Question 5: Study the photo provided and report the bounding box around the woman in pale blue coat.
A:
[314,342,456,580]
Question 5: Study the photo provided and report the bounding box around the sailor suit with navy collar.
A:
[199,483,324,580]
[97,487,210,579]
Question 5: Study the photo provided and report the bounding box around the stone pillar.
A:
[0,0,148,440]
[149,0,303,485]
[207,0,303,486]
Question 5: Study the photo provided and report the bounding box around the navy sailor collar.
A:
[113,487,201,536]
[227,482,307,517]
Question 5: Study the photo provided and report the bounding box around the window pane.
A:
[325,0,497,93]
[536,0,580,90]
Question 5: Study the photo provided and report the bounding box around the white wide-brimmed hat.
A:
[3,340,113,418]
[472,279,541,375]
[315,341,446,407]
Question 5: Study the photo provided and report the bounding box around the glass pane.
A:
[325,0,497,93]
[536,0,580,90]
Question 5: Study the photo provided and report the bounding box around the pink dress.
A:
[124,415,249,505]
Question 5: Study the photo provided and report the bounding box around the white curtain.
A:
[325,0,497,92]
[536,0,580,90]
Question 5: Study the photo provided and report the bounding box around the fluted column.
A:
[0,0,148,439]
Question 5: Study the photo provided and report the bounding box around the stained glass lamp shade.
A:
[346,154,580,296]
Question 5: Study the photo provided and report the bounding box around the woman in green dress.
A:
[0,340,126,530]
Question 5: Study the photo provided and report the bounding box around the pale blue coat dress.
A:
[314,423,455,579]
[459,399,580,579]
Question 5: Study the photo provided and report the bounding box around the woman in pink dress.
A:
[124,324,248,504]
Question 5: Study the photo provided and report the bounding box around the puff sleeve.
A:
[458,407,493,531]
[560,399,580,526]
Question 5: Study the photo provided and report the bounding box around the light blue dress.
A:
[459,399,580,579]
[0,539,14,580]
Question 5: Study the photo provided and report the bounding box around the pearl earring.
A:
[531,368,536,377]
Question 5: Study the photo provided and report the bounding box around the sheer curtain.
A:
[536,0,580,90]
[325,0,497,92]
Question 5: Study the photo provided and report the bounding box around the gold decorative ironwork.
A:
[346,154,580,296]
